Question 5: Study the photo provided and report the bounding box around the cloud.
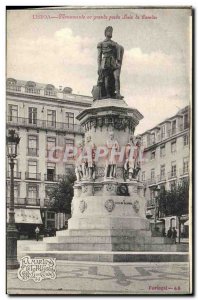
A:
[7,27,96,93]
[123,47,183,80]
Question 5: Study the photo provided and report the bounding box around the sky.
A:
[6,7,191,134]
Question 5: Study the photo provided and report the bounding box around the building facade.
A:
[6,78,92,237]
[140,106,190,235]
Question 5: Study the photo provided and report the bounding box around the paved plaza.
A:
[7,261,190,295]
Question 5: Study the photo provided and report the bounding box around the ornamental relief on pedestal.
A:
[104,199,115,212]
[105,184,116,192]
[132,200,140,213]
[83,116,136,132]
[79,200,87,213]
[82,185,88,193]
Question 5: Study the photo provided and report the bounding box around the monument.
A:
[23,27,188,262]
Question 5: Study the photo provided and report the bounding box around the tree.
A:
[157,179,189,217]
[46,171,76,214]
[156,179,189,243]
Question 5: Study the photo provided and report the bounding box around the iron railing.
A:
[25,172,41,180]
[7,116,83,133]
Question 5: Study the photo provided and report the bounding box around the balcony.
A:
[7,197,25,206]
[26,198,40,206]
[6,171,21,179]
[6,85,22,92]
[7,197,40,206]
[7,116,83,134]
[168,171,177,180]
[157,174,166,183]
[27,148,38,156]
[44,174,60,182]
[25,172,41,181]
[147,177,156,186]
[180,168,189,177]
[25,87,41,94]
[147,199,155,208]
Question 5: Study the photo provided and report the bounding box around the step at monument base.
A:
[18,250,189,262]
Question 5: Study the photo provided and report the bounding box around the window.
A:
[27,161,37,179]
[47,110,56,127]
[171,140,176,153]
[47,137,56,158]
[28,135,38,156]
[28,107,37,124]
[151,169,155,180]
[161,125,166,140]
[47,212,55,220]
[46,162,56,181]
[183,157,189,174]
[160,184,166,191]
[7,183,19,199]
[8,104,18,121]
[150,133,155,145]
[172,120,176,135]
[160,164,166,180]
[45,185,55,199]
[170,181,176,190]
[160,144,165,157]
[65,139,74,160]
[27,184,38,199]
[184,113,189,129]
[65,164,73,175]
[44,85,56,97]
[25,87,40,94]
[151,151,155,160]
[183,134,189,146]
[150,189,155,201]
[171,162,177,177]
[65,112,74,128]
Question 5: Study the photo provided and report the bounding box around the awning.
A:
[7,208,43,224]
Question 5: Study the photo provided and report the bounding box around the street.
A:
[7,261,190,295]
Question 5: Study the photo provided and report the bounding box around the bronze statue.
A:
[92,26,124,100]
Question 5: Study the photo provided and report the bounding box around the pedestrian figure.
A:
[162,227,166,237]
[35,226,40,241]
[167,227,172,238]
[172,227,177,244]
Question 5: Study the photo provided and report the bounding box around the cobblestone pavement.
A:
[7,261,191,295]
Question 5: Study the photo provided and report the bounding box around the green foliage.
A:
[157,179,189,217]
[46,171,76,214]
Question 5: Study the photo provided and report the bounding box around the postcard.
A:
[6,6,192,295]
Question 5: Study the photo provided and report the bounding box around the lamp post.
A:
[154,184,160,231]
[6,129,20,269]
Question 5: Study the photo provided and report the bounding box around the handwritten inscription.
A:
[18,256,56,282]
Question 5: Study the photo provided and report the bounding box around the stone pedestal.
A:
[23,98,186,262]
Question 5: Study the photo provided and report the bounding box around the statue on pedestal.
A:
[75,137,96,181]
[124,135,142,180]
[75,140,85,182]
[105,131,119,179]
[92,26,124,100]
[84,135,96,180]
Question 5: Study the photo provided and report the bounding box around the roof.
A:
[140,105,189,136]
